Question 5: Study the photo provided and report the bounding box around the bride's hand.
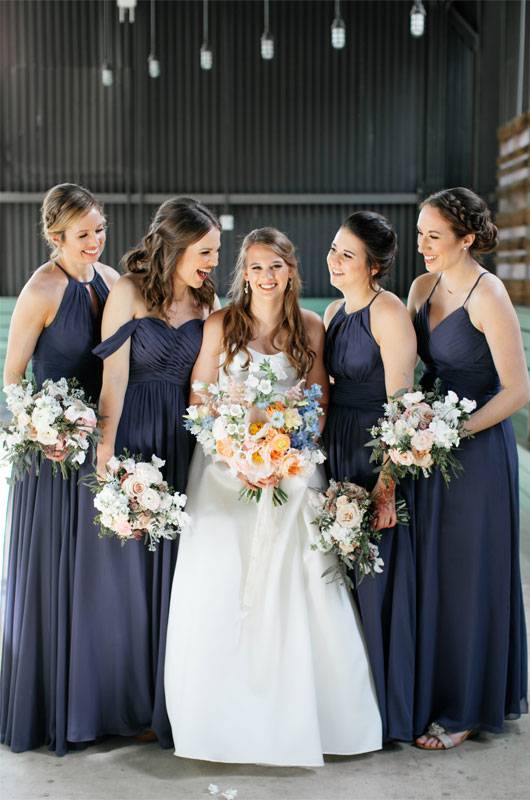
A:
[237,472,278,491]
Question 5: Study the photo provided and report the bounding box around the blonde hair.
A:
[41,183,104,259]
[222,227,315,379]
[122,197,220,318]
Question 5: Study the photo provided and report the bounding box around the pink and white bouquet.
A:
[91,453,190,551]
[184,358,325,506]
[367,382,476,486]
[0,377,99,480]
[310,479,408,585]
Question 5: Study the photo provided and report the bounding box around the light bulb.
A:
[101,63,113,87]
[410,0,426,37]
[148,55,160,78]
[261,33,274,60]
[220,214,234,231]
[331,17,346,49]
[200,44,213,70]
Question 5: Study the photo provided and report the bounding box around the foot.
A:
[415,722,474,750]
[133,729,158,743]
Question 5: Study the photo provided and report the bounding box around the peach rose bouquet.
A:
[309,480,408,585]
[367,381,476,486]
[90,452,190,551]
[1,377,99,481]
[184,358,325,506]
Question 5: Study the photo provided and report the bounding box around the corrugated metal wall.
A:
[0,0,517,298]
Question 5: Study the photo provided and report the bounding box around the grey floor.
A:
[1,519,529,800]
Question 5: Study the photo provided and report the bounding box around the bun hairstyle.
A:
[420,187,498,255]
[341,211,398,289]
[122,196,220,318]
[222,227,315,379]
[41,183,104,259]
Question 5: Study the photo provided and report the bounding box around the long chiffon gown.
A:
[164,348,382,767]
[413,272,528,735]
[0,266,109,755]
[87,316,203,748]
[323,295,416,743]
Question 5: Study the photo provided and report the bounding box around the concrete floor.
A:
[1,492,529,800]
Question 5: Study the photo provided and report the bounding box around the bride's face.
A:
[244,244,292,300]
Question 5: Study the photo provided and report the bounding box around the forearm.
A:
[465,385,530,435]
[98,384,127,453]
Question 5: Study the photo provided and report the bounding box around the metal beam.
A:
[0,192,419,206]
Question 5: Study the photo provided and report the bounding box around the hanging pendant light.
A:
[148,0,160,77]
[261,0,274,60]
[117,0,137,24]
[410,0,426,37]
[331,0,346,49]
[101,0,113,87]
[200,0,213,70]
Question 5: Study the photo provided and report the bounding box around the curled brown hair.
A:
[421,187,498,255]
[41,183,104,259]
[222,227,315,379]
[122,197,220,318]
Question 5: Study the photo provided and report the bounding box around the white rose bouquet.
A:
[90,452,190,551]
[309,479,409,586]
[367,381,477,486]
[0,377,99,481]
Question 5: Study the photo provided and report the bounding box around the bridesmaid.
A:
[323,211,417,742]
[91,197,220,748]
[409,187,529,749]
[0,184,118,754]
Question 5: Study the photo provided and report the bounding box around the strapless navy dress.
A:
[324,295,416,742]
[413,273,527,735]
[84,316,203,748]
[0,266,109,755]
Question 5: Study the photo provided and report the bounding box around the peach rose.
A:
[115,519,132,539]
[270,433,290,453]
[412,449,434,468]
[280,454,304,477]
[216,438,234,458]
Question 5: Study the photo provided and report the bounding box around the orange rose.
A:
[270,433,290,453]
[216,438,234,458]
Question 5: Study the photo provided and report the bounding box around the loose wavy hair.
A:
[222,227,315,379]
[122,197,220,318]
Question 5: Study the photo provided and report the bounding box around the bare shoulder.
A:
[372,290,408,317]
[471,272,517,320]
[96,262,121,288]
[18,263,62,308]
[203,307,227,334]
[301,307,325,333]
[109,272,143,300]
[323,298,343,328]
[408,273,436,311]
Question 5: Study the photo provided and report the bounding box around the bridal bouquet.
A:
[367,382,476,486]
[310,480,408,585]
[0,377,99,480]
[90,453,190,551]
[184,358,325,506]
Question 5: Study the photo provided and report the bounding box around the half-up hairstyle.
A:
[41,183,104,260]
[222,227,315,379]
[122,197,220,318]
[420,187,498,256]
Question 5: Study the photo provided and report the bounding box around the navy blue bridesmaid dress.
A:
[83,316,203,748]
[0,265,109,755]
[413,273,527,736]
[324,295,416,742]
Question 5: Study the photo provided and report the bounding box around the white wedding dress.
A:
[164,349,382,767]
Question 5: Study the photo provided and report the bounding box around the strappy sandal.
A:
[415,722,477,750]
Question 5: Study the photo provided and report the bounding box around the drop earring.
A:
[244,281,249,295]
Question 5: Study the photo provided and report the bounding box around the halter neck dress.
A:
[324,294,416,742]
[83,315,204,748]
[412,272,527,735]
[0,264,109,755]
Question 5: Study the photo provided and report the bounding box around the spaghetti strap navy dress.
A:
[0,265,109,755]
[323,294,416,742]
[84,316,203,748]
[413,272,527,736]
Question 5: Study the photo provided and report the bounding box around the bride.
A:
[164,227,382,767]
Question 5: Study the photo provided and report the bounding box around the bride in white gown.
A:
[164,228,382,767]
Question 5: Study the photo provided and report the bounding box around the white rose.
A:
[402,391,424,407]
[133,462,163,485]
[336,501,363,529]
[444,390,459,405]
[137,487,162,512]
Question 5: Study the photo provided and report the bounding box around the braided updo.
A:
[41,183,104,259]
[420,187,498,255]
